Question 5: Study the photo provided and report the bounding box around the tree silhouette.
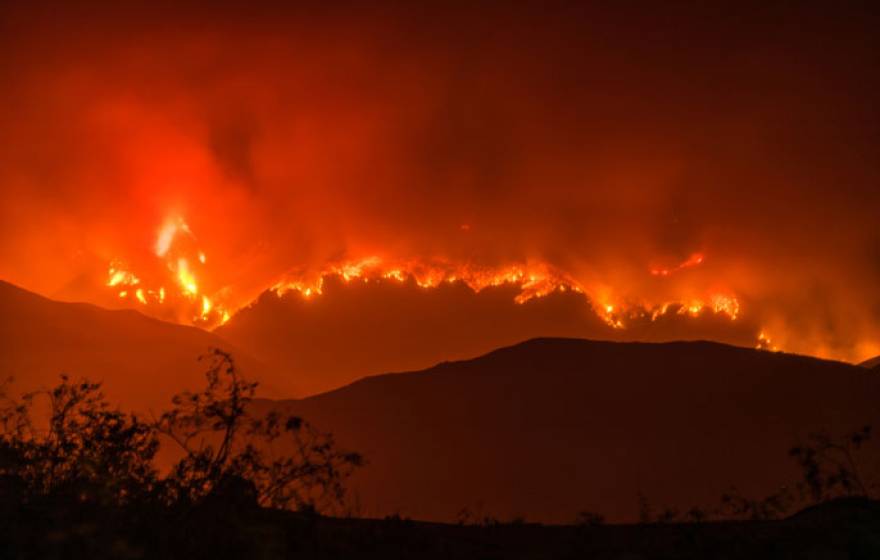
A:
[790,425,875,502]
[0,349,363,514]
[0,376,159,505]
[155,348,364,512]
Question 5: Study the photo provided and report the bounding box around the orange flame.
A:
[105,216,228,324]
[756,331,779,352]
[107,220,745,337]
[272,256,741,330]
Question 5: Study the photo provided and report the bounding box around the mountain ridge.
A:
[860,355,880,369]
[274,336,862,404]
[216,277,761,396]
[0,279,286,410]
[263,337,879,523]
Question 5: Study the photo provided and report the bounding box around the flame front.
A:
[272,257,582,304]
[272,256,742,330]
[106,218,758,344]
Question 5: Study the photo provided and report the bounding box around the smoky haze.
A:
[1,2,878,361]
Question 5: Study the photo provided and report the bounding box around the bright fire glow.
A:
[176,258,198,296]
[272,257,583,304]
[756,331,779,352]
[108,218,749,339]
[107,263,140,287]
[105,217,228,324]
[272,256,741,330]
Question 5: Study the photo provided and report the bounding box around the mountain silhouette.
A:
[265,338,880,523]
[0,280,279,411]
[218,276,759,395]
[5,281,879,524]
[861,355,880,369]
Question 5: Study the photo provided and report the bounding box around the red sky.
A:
[1,1,879,362]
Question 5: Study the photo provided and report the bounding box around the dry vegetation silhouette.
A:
[0,349,362,516]
[0,349,879,559]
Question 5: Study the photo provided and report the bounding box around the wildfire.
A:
[272,258,583,304]
[756,331,779,352]
[272,256,741,330]
[107,263,140,288]
[176,258,199,296]
[105,217,229,325]
[106,218,748,339]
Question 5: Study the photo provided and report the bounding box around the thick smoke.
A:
[1,2,878,361]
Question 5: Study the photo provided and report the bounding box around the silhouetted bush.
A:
[0,349,363,514]
[0,376,159,506]
[156,349,364,513]
[790,425,875,502]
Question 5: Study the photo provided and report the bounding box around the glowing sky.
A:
[1,2,878,362]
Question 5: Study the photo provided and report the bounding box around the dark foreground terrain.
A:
[2,497,879,559]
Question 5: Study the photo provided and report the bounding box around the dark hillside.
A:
[269,338,880,523]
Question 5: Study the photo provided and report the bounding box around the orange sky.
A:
[1,2,878,362]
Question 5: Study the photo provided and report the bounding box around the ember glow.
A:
[1,3,879,363]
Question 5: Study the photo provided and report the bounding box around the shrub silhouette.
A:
[156,348,364,512]
[0,349,363,514]
[0,376,159,506]
[789,425,875,502]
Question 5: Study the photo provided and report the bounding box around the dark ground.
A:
[2,497,879,559]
